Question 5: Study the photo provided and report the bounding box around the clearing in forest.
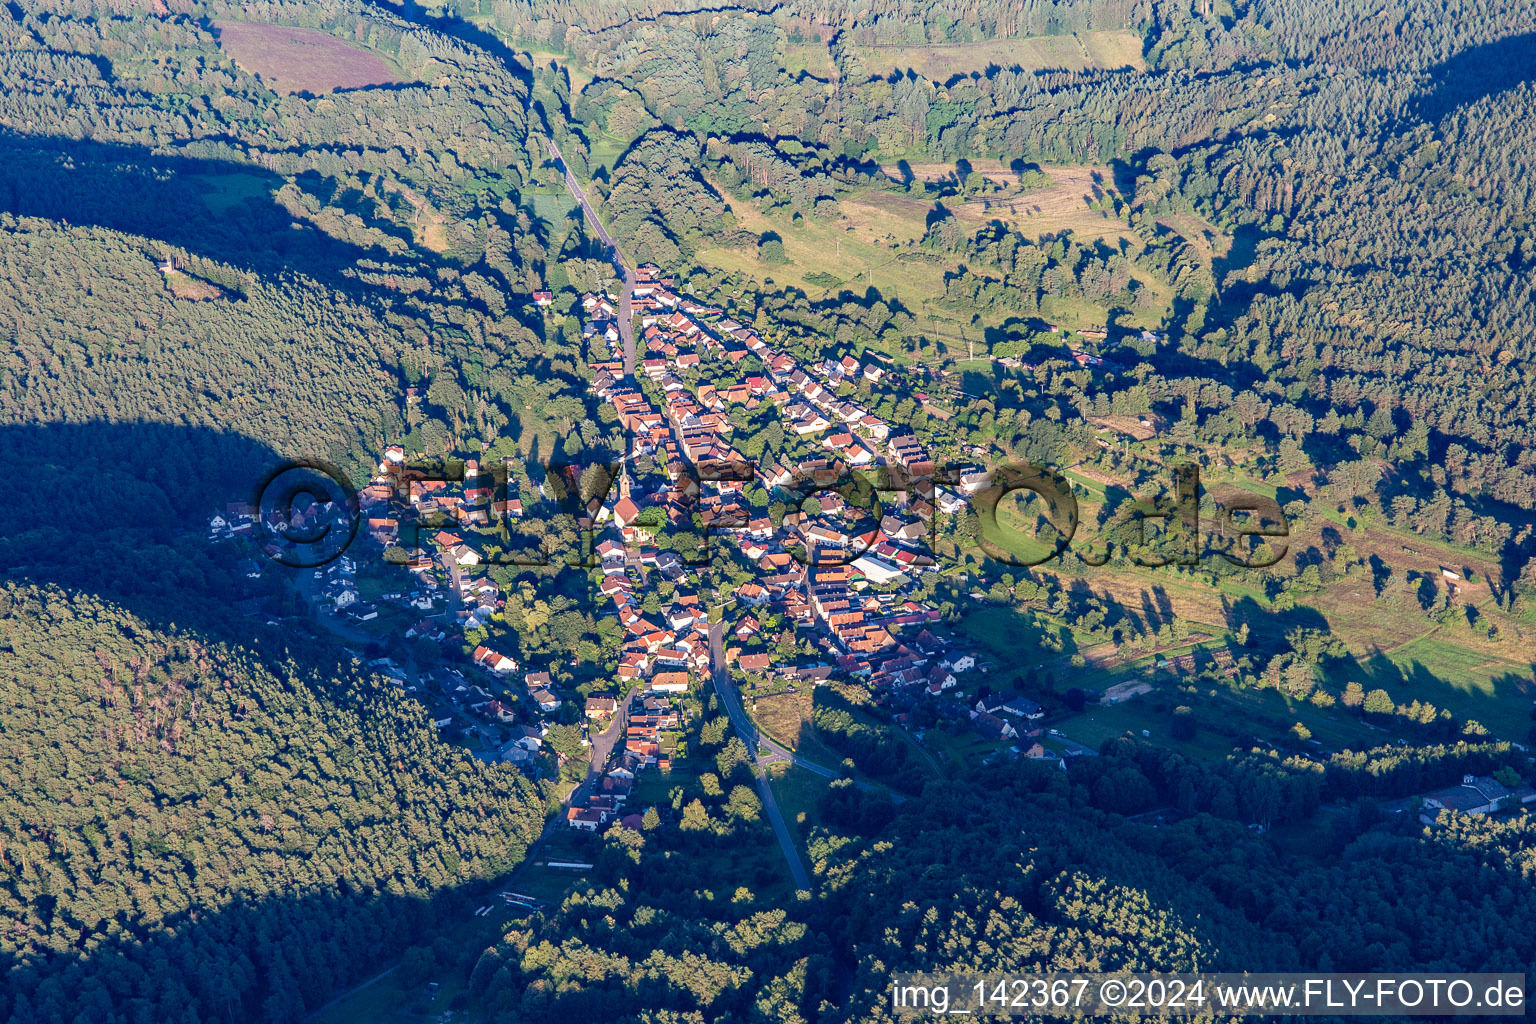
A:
[162,269,224,301]
[214,21,405,95]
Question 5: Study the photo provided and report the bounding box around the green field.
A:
[782,39,836,80]
[1324,634,1535,739]
[766,763,834,857]
[981,485,1072,564]
[584,127,634,179]
[1060,677,1388,758]
[697,185,951,311]
[697,175,1155,358]
[694,158,1169,361]
[521,45,595,94]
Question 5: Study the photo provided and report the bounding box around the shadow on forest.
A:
[0,884,486,1023]
[0,131,366,288]
[395,1,537,86]
[0,420,348,646]
[1415,32,1536,123]
[0,129,548,336]
[0,421,517,1023]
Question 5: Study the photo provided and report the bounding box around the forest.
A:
[459,755,1536,1023]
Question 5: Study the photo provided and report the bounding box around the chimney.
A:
[1463,773,1476,785]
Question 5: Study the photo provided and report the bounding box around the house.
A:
[927,666,957,690]
[975,691,1039,717]
[566,807,605,831]
[483,699,517,724]
[613,496,642,529]
[531,689,562,712]
[936,489,968,514]
[509,724,544,752]
[973,712,1018,741]
[851,553,906,585]
[1421,774,1519,816]
[597,538,628,573]
[585,696,618,719]
[945,653,977,673]
[650,672,690,693]
[472,646,517,674]
[533,290,553,306]
[1001,695,1045,720]
[958,471,992,496]
[501,743,536,767]
[653,647,688,668]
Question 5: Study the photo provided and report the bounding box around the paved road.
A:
[755,766,809,889]
[706,620,815,887]
[616,264,636,376]
[546,138,637,376]
[707,621,838,778]
[586,689,633,778]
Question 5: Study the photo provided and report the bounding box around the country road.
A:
[754,764,809,889]
[707,620,813,888]
[546,138,637,377]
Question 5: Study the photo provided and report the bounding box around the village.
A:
[212,266,1091,830]
[205,267,1536,838]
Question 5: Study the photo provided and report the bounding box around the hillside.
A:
[0,583,543,1024]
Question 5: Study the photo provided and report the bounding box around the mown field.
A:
[856,30,1146,80]
[213,21,406,95]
